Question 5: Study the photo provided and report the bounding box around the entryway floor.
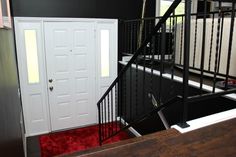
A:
[27,124,133,157]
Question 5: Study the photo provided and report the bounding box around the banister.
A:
[97,0,182,106]
[98,0,236,145]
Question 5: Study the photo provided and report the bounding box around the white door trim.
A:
[14,17,118,136]
[14,17,117,23]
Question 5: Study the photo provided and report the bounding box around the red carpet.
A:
[39,124,131,157]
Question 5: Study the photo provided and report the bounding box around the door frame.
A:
[14,17,118,136]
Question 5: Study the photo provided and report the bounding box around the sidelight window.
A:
[100,29,110,77]
[24,30,40,84]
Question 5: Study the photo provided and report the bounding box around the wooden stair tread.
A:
[61,118,236,157]
[59,129,179,157]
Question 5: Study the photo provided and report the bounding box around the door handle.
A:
[49,79,53,83]
[49,86,54,91]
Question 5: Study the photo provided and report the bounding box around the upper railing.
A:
[97,0,236,145]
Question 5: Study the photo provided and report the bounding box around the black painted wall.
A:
[0,29,24,156]
[12,0,156,71]
[11,0,155,19]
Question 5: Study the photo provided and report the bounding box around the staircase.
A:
[97,0,236,145]
[62,118,236,157]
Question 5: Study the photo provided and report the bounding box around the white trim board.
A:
[14,17,118,23]
[122,55,172,62]
[171,108,236,133]
[121,118,142,137]
[119,61,236,101]
[118,117,142,137]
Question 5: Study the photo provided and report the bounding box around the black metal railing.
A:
[120,18,158,55]
[98,0,236,145]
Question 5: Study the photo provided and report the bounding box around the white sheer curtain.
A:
[155,0,198,17]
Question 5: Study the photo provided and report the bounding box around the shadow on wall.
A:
[0,29,24,157]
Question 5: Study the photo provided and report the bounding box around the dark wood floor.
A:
[62,118,236,157]
[27,135,41,157]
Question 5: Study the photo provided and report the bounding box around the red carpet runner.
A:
[39,124,131,157]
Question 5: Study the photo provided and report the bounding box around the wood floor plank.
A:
[62,118,236,157]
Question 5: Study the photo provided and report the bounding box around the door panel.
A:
[44,22,96,131]
[15,22,50,136]
[96,21,118,122]
[72,22,96,126]
[96,22,118,98]
[44,22,74,130]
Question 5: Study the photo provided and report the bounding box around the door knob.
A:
[49,86,54,91]
[49,79,53,83]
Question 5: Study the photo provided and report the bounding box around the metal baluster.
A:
[121,21,124,54]
[213,2,222,93]
[168,16,172,60]
[111,89,113,135]
[140,20,148,114]
[132,22,135,52]
[134,22,137,52]
[150,35,154,97]
[193,15,198,68]
[181,0,191,127]
[129,66,132,120]
[123,74,127,127]
[101,101,104,142]
[159,23,166,102]
[104,98,107,139]
[179,16,184,65]
[127,22,130,54]
[119,78,122,129]
[171,15,177,80]
[103,101,106,141]
[131,23,134,54]
[135,58,138,116]
[137,20,140,49]
[144,20,148,44]
[217,12,225,73]
[127,23,130,54]
[199,0,207,93]
[225,2,235,89]
[123,21,125,54]
[137,21,140,50]
[149,20,152,59]
[98,103,102,145]
[100,102,103,143]
[107,93,110,137]
[129,23,132,54]
[208,13,215,71]
[115,83,118,132]
[139,20,142,48]
[158,29,161,61]
[125,22,128,54]
[134,22,136,53]
[143,46,147,113]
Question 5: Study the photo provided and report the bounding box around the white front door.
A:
[44,22,96,131]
